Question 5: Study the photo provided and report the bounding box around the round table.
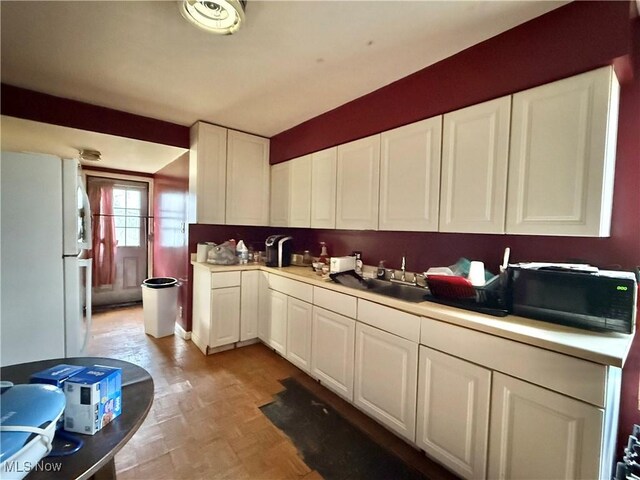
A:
[1,357,154,480]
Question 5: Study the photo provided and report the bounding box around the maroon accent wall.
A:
[1,84,190,149]
[270,1,631,164]
[614,16,640,458]
[153,153,190,330]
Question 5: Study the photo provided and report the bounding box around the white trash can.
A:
[141,277,178,338]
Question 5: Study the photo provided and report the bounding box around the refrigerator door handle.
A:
[78,177,92,250]
[79,259,93,353]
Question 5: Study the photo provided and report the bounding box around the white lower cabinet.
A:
[416,346,491,480]
[269,290,288,355]
[192,268,242,354]
[257,272,270,343]
[191,266,212,354]
[488,373,603,480]
[311,306,355,401]
[194,269,617,480]
[240,271,258,341]
[286,297,313,373]
[354,323,418,442]
[209,287,241,348]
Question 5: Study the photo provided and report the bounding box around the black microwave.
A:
[508,266,637,334]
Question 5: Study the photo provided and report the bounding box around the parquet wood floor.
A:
[87,306,458,480]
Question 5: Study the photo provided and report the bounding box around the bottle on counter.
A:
[353,251,363,275]
[319,242,329,265]
[237,240,249,264]
[302,250,313,266]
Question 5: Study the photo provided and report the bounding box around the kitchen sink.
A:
[362,278,428,303]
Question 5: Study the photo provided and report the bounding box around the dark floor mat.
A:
[260,377,428,480]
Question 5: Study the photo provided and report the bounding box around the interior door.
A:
[89,177,149,308]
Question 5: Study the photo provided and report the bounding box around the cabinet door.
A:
[257,272,271,343]
[289,155,312,227]
[506,66,619,236]
[240,271,259,341]
[191,267,211,355]
[188,122,227,224]
[311,307,355,401]
[269,290,287,355]
[354,323,418,442]
[226,130,270,226]
[417,346,491,480]
[269,162,290,227]
[379,117,442,231]
[209,286,240,348]
[336,135,380,230]
[440,96,511,233]
[286,297,313,373]
[488,373,603,480]
[310,147,337,229]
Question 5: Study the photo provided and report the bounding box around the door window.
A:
[113,187,143,247]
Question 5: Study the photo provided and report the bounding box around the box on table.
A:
[63,365,122,435]
[29,364,86,388]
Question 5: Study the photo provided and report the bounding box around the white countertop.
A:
[192,261,635,368]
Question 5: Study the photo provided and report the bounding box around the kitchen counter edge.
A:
[192,261,634,368]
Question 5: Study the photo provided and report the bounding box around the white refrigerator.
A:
[1,151,92,366]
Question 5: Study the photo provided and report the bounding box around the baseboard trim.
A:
[174,323,191,340]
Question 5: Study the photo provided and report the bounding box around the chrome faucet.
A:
[390,255,417,286]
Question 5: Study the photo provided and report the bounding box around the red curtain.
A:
[88,181,117,287]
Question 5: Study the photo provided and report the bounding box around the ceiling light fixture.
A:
[78,149,101,162]
[179,0,246,35]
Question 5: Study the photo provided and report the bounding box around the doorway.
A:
[87,176,150,308]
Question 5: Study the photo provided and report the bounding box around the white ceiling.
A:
[0,0,567,172]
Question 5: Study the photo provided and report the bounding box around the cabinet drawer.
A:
[420,318,607,407]
[313,287,357,318]
[357,300,421,342]
[211,271,241,289]
[269,274,313,303]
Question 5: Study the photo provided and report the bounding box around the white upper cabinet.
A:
[311,147,338,229]
[379,117,442,231]
[226,130,270,226]
[269,161,290,227]
[506,66,619,236]
[269,155,311,227]
[289,155,312,227]
[439,96,511,234]
[188,122,227,224]
[336,135,381,230]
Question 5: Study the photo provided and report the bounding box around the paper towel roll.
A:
[196,243,209,262]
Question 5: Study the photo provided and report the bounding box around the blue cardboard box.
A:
[29,364,86,388]
[63,365,122,435]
